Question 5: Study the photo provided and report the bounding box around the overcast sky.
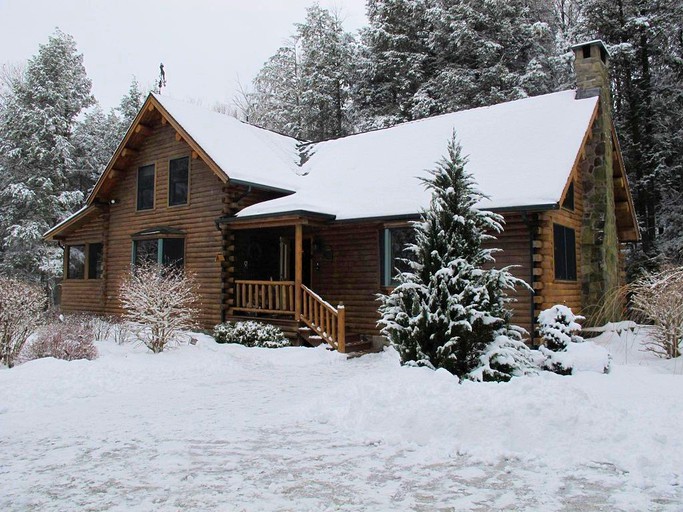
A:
[0,0,368,111]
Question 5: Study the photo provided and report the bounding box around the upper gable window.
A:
[137,164,155,211]
[562,181,575,211]
[169,157,189,206]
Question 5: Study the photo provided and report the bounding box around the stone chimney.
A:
[571,40,610,101]
[571,40,620,324]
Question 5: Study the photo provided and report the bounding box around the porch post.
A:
[294,223,303,321]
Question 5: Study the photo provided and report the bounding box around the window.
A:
[169,157,189,206]
[67,245,86,279]
[133,238,184,268]
[88,243,103,279]
[66,243,104,280]
[380,227,415,287]
[554,224,576,281]
[562,181,574,210]
[137,164,155,210]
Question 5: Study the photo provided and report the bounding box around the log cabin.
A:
[45,40,638,352]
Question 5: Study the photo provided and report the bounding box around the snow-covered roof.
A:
[152,94,302,193]
[235,90,598,220]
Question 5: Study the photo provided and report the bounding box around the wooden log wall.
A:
[483,212,534,336]
[310,222,383,335]
[310,214,534,338]
[60,210,106,315]
[534,177,585,324]
[61,123,227,328]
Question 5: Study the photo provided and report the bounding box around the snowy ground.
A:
[1,328,682,511]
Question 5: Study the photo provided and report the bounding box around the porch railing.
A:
[300,284,346,352]
[233,280,295,316]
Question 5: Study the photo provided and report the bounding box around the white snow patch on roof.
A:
[237,90,598,220]
[153,93,302,192]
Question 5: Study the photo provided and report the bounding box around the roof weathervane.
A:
[157,63,167,94]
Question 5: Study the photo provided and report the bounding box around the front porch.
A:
[219,216,376,353]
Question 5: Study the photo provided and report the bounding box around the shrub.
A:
[0,277,46,368]
[119,263,199,353]
[213,321,290,348]
[538,305,587,375]
[469,329,538,382]
[538,304,584,351]
[24,316,97,362]
[630,266,683,359]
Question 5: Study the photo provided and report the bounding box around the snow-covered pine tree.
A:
[244,5,356,140]
[353,0,562,128]
[579,0,683,261]
[378,133,532,379]
[352,0,432,128]
[0,29,94,280]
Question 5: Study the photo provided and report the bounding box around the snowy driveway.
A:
[1,336,681,511]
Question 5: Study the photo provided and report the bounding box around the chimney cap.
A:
[570,39,610,57]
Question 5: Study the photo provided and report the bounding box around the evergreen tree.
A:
[0,29,94,280]
[578,0,683,259]
[244,4,356,140]
[378,134,531,379]
[352,0,432,128]
[117,76,145,129]
[353,0,562,128]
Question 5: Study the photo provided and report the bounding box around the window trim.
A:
[553,223,577,282]
[136,163,156,212]
[168,155,191,208]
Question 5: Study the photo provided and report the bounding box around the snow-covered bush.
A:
[536,305,610,375]
[378,134,530,378]
[630,266,683,359]
[213,321,290,348]
[0,276,46,368]
[24,316,97,362]
[538,304,584,352]
[469,329,538,382]
[119,263,199,353]
[540,341,611,375]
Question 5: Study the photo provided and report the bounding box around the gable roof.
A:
[47,88,640,241]
[236,90,599,221]
[150,94,302,193]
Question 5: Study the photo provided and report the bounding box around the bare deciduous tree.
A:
[119,263,199,353]
[0,277,46,367]
[630,267,683,359]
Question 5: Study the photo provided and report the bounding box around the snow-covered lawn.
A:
[1,329,682,511]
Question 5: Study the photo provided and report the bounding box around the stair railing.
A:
[300,284,345,352]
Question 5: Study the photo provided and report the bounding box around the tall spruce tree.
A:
[579,0,683,261]
[378,134,531,379]
[0,29,94,280]
[353,0,562,128]
[244,4,356,140]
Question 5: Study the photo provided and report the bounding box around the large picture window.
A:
[133,238,184,268]
[554,223,577,281]
[137,164,155,210]
[168,157,189,206]
[380,227,415,287]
